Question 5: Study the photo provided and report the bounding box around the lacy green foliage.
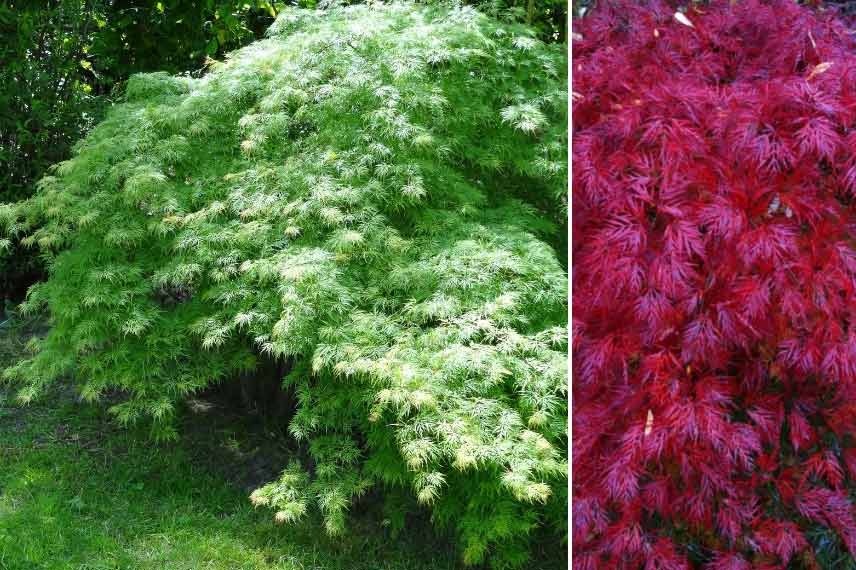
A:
[0,3,567,566]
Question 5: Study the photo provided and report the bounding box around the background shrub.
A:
[573,0,856,567]
[0,0,280,300]
[1,3,568,567]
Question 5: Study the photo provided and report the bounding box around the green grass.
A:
[0,318,463,570]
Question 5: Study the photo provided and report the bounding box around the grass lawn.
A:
[0,318,464,570]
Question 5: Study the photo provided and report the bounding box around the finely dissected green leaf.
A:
[1,3,567,566]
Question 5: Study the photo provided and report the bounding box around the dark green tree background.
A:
[0,1,281,299]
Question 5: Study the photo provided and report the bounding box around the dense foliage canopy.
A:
[2,3,568,566]
[574,0,856,567]
[0,0,566,302]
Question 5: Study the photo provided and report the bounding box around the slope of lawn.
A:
[0,318,464,570]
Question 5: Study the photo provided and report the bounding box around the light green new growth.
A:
[1,3,567,566]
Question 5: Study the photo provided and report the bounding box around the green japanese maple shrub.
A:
[0,3,567,567]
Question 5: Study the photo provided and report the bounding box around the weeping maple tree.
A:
[573,0,856,568]
[0,3,567,567]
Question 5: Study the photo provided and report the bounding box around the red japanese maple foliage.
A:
[573,1,856,568]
